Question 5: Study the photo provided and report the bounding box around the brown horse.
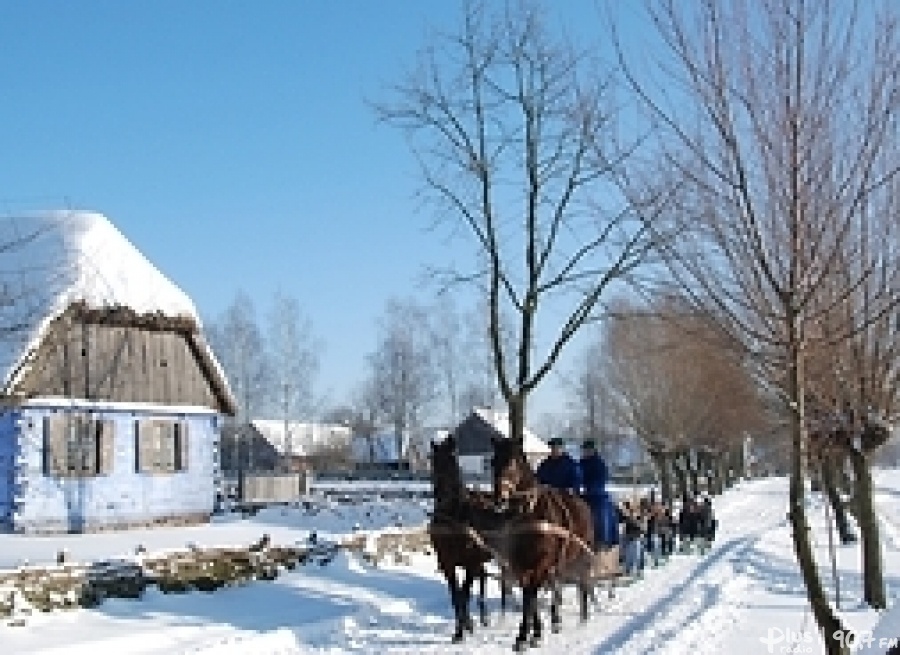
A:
[476,436,595,651]
[429,435,507,643]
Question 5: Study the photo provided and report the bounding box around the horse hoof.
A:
[452,633,464,644]
[513,639,528,652]
[551,622,561,634]
[530,635,542,648]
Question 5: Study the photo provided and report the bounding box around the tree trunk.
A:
[848,448,886,609]
[689,468,700,499]
[652,450,673,505]
[675,465,688,502]
[786,337,848,655]
[507,394,526,448]
[820,455,856,545]
[713,454,726,495]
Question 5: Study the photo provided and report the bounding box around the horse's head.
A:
[491,436,533,503]
[431,435,463,504]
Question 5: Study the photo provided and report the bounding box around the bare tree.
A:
[805,203,899,607]
[564,333,615,453]
[600,298,763,503]
[377,0,655,445]
[617,1,900,648]
[427,293,467,425]
[365,297,439,465]
[207,292,270,471]
[0,212,88,394]
[266,290,321,421]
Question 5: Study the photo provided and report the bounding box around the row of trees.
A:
[206,291,506,440]
[205,290,322,423]
[375,2,898,653]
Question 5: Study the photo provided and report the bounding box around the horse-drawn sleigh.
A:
[429,435,621,651]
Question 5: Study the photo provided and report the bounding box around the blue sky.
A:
[0,1,640,419]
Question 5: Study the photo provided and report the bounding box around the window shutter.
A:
[134,420,141,472]
[42,416,51,476]
[98,420,115,475]
[47,415,68,475]
[176,421,189,471]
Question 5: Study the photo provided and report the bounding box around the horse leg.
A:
[578,579,590,623]
[500,572,508,615]
[460,568,476,633]
[514,586,535,652]
[441,565,465,643]
[530,586,543,647]
[550,583,562,633]
[478,566,489,627]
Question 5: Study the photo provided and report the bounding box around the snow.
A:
[252,420,352,457]
[473,407,550,455]
[1,472,898,654]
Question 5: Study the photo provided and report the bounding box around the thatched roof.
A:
[0,210,235,413]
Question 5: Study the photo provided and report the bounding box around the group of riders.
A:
[536,437,718,577]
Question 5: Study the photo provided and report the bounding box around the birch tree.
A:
[366,297,439,464]
[266,290,320,422]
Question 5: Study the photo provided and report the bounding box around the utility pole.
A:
[283,381,292,472]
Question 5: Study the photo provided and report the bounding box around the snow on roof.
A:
[0,210,231,406]
[473,406,550,454]
[252,419,352,457]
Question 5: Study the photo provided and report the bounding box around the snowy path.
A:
[3,474,899,655]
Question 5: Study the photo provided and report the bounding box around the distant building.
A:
[220,420,352,473]
[450,407,550,477]
[0,211,236,534]
[351,430,411,471]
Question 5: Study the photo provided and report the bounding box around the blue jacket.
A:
[579,452,619,546]
[580,453,609,497]
[536,452,582,493]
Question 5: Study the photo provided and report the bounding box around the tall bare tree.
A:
[207,292,270,471]
[266,290,321,421]
[377,0,655,444]
[365,297,439,464]
[564,333,615,453]
[427,293,467,425]
[805,195,899,607]
[617,1,899,649]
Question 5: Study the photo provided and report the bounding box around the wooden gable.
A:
[7,304,235,414]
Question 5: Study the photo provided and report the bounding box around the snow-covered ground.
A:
[1,473,898,654]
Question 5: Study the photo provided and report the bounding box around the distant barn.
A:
[0,211,236,533]
[450,407,550,477]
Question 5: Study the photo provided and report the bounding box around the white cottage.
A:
[0,211,236,533]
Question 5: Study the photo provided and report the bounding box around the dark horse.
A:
[476,436,595,652]
[429,435,508,642]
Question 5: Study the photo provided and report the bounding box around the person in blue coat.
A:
[580,439,620,547]
[536,437,582,493]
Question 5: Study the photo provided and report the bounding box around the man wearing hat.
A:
[536,437,582,494]
[580,439,619,547]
